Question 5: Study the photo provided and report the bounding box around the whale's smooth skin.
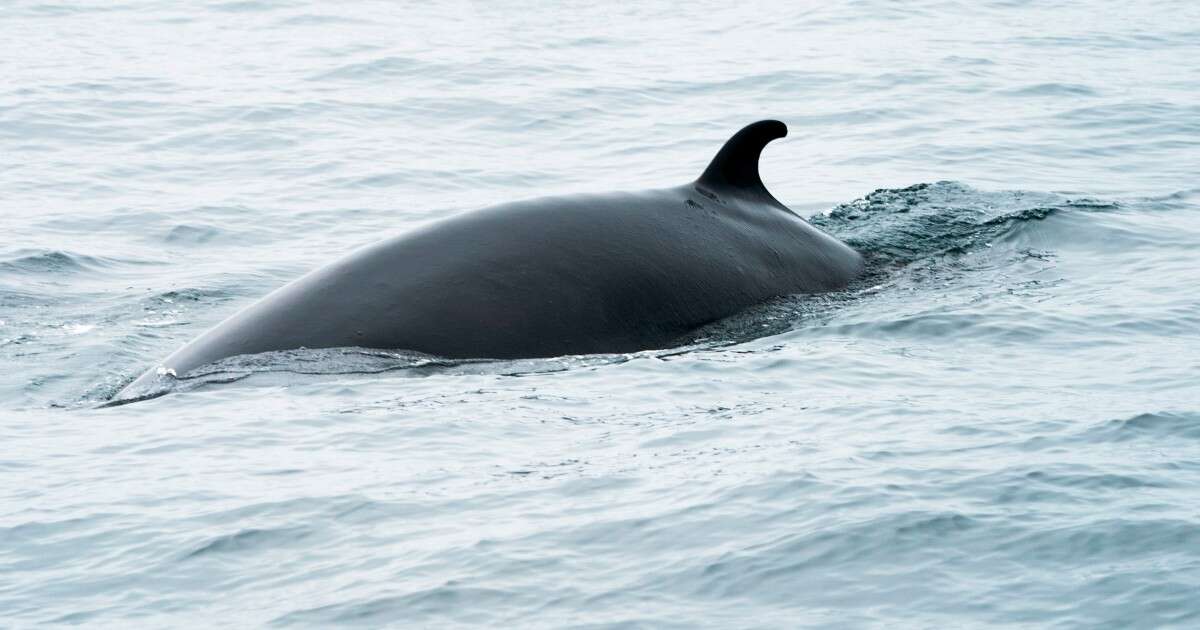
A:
[118,120,864,397]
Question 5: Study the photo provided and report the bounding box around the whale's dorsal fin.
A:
[697,120,787,201]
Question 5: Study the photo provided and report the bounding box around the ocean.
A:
[2,0,1199,626]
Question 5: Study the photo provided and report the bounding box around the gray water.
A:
[3,0,1200,626]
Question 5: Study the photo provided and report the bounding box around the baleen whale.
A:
[118,120,864,398]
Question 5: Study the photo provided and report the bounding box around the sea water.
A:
[2,0,1199,626]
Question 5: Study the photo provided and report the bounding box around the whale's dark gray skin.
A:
[118,120,863,397]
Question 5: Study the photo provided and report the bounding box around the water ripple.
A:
[3,0,1200,626]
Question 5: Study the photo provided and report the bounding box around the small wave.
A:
[209,0,297,12]
[1150,188,1200,202]
[541,35,623,50]
[942,55,995,66]
[1063,198,1121,211]
[0,249,140,275]
[810,181,1075,267]
[1001,83,1100,97]
[0,288,54,308]
[184,526,312,559]
[140,129,298,152]
[980,206,1058,227]
[10,3,121,17]
[815,312,1047,344]
[0,515,107,542]
[163,224,237,246]
[1053,101,1200,135]
[1082,412,1200,443]
[995,518,1200,566]
[1024,469,1171,491]
[678,510,979,600]
[682,295,841,348]
[145,287,233,306]
[274,586,527,626]
[276,13,371,26]
[234,102,329,123]
[311,56,439,82]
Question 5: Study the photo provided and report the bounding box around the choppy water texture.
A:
[3,0,1200,626]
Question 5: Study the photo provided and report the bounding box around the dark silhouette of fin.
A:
[697,120,788,202]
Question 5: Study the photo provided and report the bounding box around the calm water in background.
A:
[3,0,1200,626]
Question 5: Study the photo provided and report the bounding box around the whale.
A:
[117,120,864,398]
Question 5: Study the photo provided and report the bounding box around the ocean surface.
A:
[3,0,1199,626]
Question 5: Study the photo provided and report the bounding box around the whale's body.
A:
[118,121,863,398]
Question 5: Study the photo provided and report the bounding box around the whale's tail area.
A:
[697,120,788,204]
